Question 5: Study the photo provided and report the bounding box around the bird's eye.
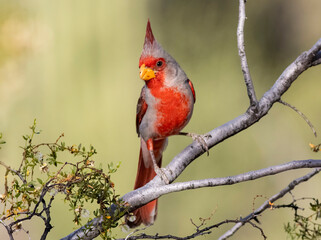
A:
[156,60,163,67]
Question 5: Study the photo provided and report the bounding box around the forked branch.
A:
[218,168,321,239]
[119,168,321,240]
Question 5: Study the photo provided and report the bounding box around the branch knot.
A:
[246,102,260,118]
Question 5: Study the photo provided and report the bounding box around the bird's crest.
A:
[144,19,155,46]
[140,19,173,66]
[141,19,161,60]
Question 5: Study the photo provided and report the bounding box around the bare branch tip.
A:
[278,99,317,137]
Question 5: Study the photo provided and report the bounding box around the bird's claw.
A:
[188,133,211,156]
[150,150,170,184]
[154,165,169,184]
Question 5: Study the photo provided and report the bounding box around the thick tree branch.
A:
[118,168,321,240]
[218,168,321,239]
[61,160,321,240]
[159,38,321,189]
[124,160,321,204]
[311,50,321,66]
[61,216,103,240]
[237,0,257,106]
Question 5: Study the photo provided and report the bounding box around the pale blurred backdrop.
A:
[0,0,321,239]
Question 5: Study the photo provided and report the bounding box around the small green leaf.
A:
[37,178,43,185]
[116,162,121,168]
[23,135,29,140]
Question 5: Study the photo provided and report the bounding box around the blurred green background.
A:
[0,0,321,239]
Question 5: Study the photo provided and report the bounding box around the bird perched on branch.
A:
[126,19,202,228]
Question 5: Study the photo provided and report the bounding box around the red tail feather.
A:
[126,138,166,228]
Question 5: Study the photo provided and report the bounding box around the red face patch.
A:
[139,57,166,70]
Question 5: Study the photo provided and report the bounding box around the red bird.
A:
[127,20,196,228]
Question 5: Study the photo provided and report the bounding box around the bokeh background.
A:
[0,0,321,239]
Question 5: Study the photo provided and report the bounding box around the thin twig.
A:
[246,221,267,240]
[0,161,27,184]
[20,227,31,240]
[218,168,321,239]
[40,197,53,240]
[120,217,267,240]
[125,226,150,240]
[121,220,237,240]
[8,186,50,229]
[0,219,14,240]
[237,0,257,106]
[279,99,317,137]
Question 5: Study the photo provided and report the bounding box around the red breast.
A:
[149,85,191,137]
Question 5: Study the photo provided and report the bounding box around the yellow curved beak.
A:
[140,64,155,81]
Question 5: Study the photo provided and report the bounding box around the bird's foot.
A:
[153,164,170,185]
[149,149,170,184]
[180,132,211,156]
